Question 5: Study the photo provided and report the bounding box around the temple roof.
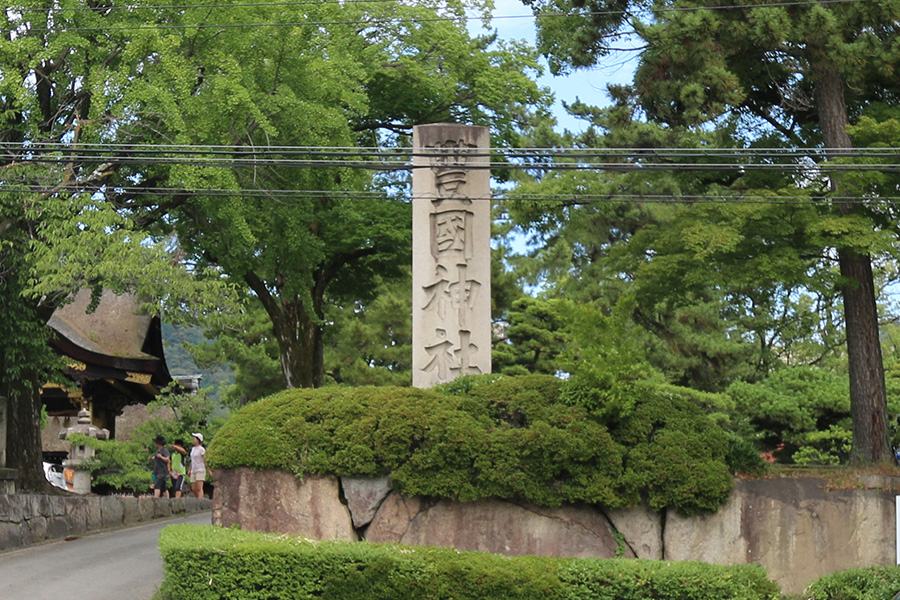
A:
[48,288,172,388]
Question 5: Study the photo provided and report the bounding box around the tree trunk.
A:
[273,302,324,389]
[3,378,48,492]
[813,59,891,463]
[840,252,891,462]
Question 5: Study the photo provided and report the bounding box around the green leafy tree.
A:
[727,366,851,463]
[1,0,549,488]
[493,297,568,376]
[186,301,285,410]
[146,1,549,389]
[68,434,152,493]
[523,0,900,462]
[557,297,665,417]
[323,272,413,387]
[506,105,835,393]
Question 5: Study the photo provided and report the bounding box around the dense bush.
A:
[802,566,900,600]
[726,367,852,464]
[559,558,781,600]
[67,433,152,492]
[158,525,782,600]
[209,375,738,513]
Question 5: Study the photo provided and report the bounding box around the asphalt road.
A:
[0,509,212,600]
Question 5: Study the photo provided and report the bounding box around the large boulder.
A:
[341,476,393,529]
[212,468,356,541]
[366,492,629,558]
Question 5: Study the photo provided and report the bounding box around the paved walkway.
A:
[0,509,211,600]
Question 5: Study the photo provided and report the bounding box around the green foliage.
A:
[502,113,817,394]
[558,298,665,417]
[323,271,413,387]
[519,0,900,463]
[68,434,151,492]
[791,426,853,466]
[804,566,900,600]
[606,385,736,513]
[210,376,736,513]
[559,558,780,600]
[726,367,853,464]
[493,297,569,376]
[158,524,780,600]
[137,0,551,389]
[433,373,508,396]
[724,432,769,477]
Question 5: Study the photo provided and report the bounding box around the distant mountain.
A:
[160,322,235,403]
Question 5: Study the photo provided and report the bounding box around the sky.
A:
[475,0,639,133]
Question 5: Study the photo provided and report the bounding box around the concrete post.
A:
[0,395,14,494]
[412,124,492,388]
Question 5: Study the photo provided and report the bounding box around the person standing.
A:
[187,433,207,499]
[150,435,171,498]
[169,439,188,498]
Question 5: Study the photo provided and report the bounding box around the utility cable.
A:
[4,182,900,206]
[4,0,868,13]
[4,154,899,171]
[6,0,882,32]
[4,141,897,157]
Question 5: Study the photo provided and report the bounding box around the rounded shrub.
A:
[208,376,737,512]
[804,566,900,600]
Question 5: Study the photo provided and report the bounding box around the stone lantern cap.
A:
[59,407,110,441]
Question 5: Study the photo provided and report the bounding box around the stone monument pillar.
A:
[412,124,491,388]
[59,407,109,495]
[0,396,15,494]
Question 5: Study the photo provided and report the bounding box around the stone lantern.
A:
[59,407,109,494]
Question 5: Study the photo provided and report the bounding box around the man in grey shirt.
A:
[150,435,171,498]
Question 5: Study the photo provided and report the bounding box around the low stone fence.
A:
[0,494,211,551]
[211,468,900,596]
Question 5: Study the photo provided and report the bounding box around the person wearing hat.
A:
[150,435,171,498]
[187,433,207,499]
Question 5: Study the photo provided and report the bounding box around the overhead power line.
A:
[7,158,900,172]
[4,0,865,13]
[3,144,899,172]
[6,0,878,32]
[3,182,900,207]
[5,141,897,157]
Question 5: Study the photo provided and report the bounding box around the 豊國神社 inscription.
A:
[412,124,491,388]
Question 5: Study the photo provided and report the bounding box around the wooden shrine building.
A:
[41,289,174,461]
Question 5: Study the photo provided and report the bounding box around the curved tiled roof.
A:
[49,289,158,360]
[47,288,172,385]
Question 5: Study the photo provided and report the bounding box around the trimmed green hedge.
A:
[207,375,740,513]
[802,566,900,599]
[158,524,782,600]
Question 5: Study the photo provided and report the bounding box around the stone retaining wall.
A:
[211,468,900,596]
[0,494,211,551]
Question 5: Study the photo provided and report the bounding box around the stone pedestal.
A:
[412,124,492,388]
